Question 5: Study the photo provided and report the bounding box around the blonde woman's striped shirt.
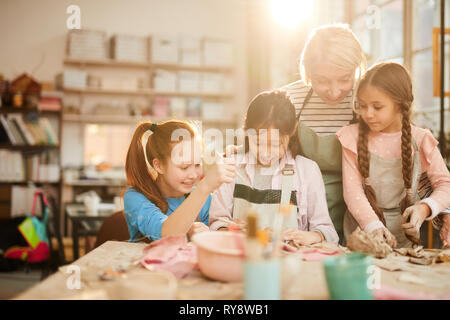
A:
[283,80,354,136]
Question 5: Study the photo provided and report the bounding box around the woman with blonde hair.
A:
[282,24,367,244]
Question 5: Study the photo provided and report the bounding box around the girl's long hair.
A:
[124,120,196,213]
[355,62,415,235]
[243,90,302,157]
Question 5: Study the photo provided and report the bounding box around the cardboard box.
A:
[151,35,179,64]
[67,29,108,60]
[179,35,202,66]
[153,69,177,92]
[178,71,200,93]
[56,70,87,89]
[169,98,186,118]
[203,39,233,67]
[111,34,148,62]
[201,73,224,93]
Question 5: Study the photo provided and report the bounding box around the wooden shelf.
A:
[62,113,236,126]
[63,87,152,96]
[0,107,61,115]
[63,58,233,73]
[0,181,60,185]
[64,179,126,187]
[62,87,233,99]
[0,144,60,151]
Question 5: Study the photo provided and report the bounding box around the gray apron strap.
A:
[280,164,295,206]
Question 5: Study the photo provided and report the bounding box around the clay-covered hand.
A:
[370,227,397,248]
[401,203,430,241]
[187,222,209,239]
[282,228,323,245]
[440,214,450,248]
[200,157,237,193]
[224,144,244,158]
[227,218,247,232]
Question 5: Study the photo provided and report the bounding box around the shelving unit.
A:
[63,58,233,73]
[0,105,63,219]
[62,113,237,126]
[61,55,237,127]
[62,87,233,99]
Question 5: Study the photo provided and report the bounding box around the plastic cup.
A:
[323,252,374,300]
[244,259,281,300]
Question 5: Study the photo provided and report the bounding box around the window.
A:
[84,124,134,167]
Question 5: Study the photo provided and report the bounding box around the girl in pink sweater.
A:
[336,62,450,248]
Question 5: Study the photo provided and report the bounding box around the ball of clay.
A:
[347,227,393,259]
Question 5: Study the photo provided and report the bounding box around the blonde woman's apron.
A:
[232,165,299,230]
[296,89,356,243]
[343,140,422,248]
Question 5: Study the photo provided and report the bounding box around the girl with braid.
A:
[336,62,450,248]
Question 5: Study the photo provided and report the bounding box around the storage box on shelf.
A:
[110,34,148,63]
[61,31,237,128]
[67,29,108,60]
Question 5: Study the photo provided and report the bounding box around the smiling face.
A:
[358,85,402,133]
[309,60,355,105]
[155,139,203,197]
[248,127,290,167]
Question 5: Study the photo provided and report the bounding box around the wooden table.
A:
[66,203,115,261]
[15,241,450,300]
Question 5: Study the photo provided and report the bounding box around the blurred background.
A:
[0,0,448,297]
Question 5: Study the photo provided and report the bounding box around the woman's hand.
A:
[370,227,397,248]
[187,222,209,239]
[199,157,237,193]
[282,228,324,245]
[440,214,450,248]
[401,203,430,241]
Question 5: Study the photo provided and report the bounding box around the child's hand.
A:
[224,144,244,158]
[370,227,397,248]
[401,203,430,242]
[200,157,237,193]
[227,218,247,232]
[187,222,209,239]
[282,228,323,245]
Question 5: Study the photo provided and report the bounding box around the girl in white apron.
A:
[336,62,450,248]
[209,90,339,245]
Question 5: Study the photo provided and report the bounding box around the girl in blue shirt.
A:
[123,120,236,242]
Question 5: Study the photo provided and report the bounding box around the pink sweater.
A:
[336,124,450,233]
[209,151,339,244]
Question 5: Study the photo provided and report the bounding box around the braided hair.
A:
[354,62,415,239]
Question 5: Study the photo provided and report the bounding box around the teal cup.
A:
[323,252,374,300]
[244,259,281,300]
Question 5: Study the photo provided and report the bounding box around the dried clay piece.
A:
[347,227,393,258]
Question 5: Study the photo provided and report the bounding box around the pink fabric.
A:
[374,285,450,300]
[336,124,450,232]
[299,248,340,261]
[140,236,198,278]
[209,151,339,245]
[281,244,340,261]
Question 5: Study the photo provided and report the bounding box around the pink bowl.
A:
[192,231,245,282]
